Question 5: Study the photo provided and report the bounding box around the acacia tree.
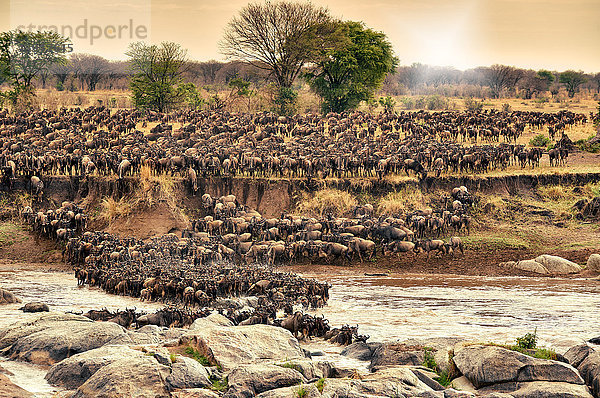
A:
[126,41,188,112]
[0,30,69,108]
[559,70,587,98]
[304,21,397,113]
[484,64,523,98]
[221,1,341,114]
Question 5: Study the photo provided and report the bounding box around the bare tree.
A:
[484,64,523,98]
[220,1,334,88]
[50,61,70,90]
[70,54,110,91]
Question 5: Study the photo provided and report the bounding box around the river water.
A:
[0,265,599,396]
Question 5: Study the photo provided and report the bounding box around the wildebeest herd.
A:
[0,106,586,193]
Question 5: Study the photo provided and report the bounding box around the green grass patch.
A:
[296,384,308,398]
[210,376,228,392]
[184,346,210,366]
[316,377,325,393]
[462,234,530,251]
[422,347,453,387]
[277,360,303,374]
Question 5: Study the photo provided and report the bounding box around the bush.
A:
[399,96,415,110]
[529,134,550,147]
[464,97,483,112]
[502,103,511,113]
[516,329,537,349]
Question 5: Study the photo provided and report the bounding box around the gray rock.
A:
[443,389,476,397]
[225,364,306,398]
[20,302,49,313]
[317,371,438,397]
[577,351,600,396]
[564,344,595,368]
[182,324,305,370]
[587,254,600,272]
[411,366,445,391]
[188,312,234,330]
[369,341,426,370]
[1,313,129,365]
[534,255,582,274]
[341,341,380,361]
[166,356,211,389]
[453,345,584,388]
[477,381,593,398]
[514,259,549,274]
[45,345,146,389]
[72,356,170,398]
[0,312,91,350]
[0,288,21,304]
[273,358,330,380]
[172,389,221,398]
[137,324,163,334]
[255,384,321,398]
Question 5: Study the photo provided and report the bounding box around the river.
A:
[0,265,599,396]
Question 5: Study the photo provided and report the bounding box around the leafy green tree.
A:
[0,30,69,109]
[176,82,204,110]
[559,70,587,98]
[126,41,188,112]
[304,21,397,113]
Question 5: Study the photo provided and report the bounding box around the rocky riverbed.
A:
[0,310,599,397]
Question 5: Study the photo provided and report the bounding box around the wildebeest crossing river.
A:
[1,263,600,396]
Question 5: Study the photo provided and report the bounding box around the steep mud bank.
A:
[7,172,600,218]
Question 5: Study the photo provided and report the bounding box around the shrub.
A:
[529,134,550,147]
[378,96,396,112]
[296,385,308,398]
[502,103,511,113]
[516,329,537,349]
[464,97,483,111]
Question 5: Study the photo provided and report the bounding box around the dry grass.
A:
[296,188,357,217]
[377,186,427,216]
[537,185,575,201]
[96,166,187,226]
[98,197,134,223]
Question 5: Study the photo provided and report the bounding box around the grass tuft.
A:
[296,188,357,217]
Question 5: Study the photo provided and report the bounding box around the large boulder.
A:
[535,255,582,274]
[20,302,49,313]
[172,389,221,398]
[317,369,438,397]
[477,381,593,398]
[587,254,600,273]
[0,312,129,365]
[255,384,321,398]
[453,345,584,388]
[502,255,583,275]
[369,342,426,370]
[182,324,305,370]
[577,351,600,397]
[513,259,549,275]
[340,341,381,361]
[166,356,211,389]
[0,287,21,304]
[72,356,171,398]
[565,344,595,369]
[188,312,234,330]
[224,364,306,398]
[45,345,147,389]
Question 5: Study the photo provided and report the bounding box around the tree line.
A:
[0,1,598,115]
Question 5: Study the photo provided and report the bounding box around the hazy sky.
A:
[2,0,599,72]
